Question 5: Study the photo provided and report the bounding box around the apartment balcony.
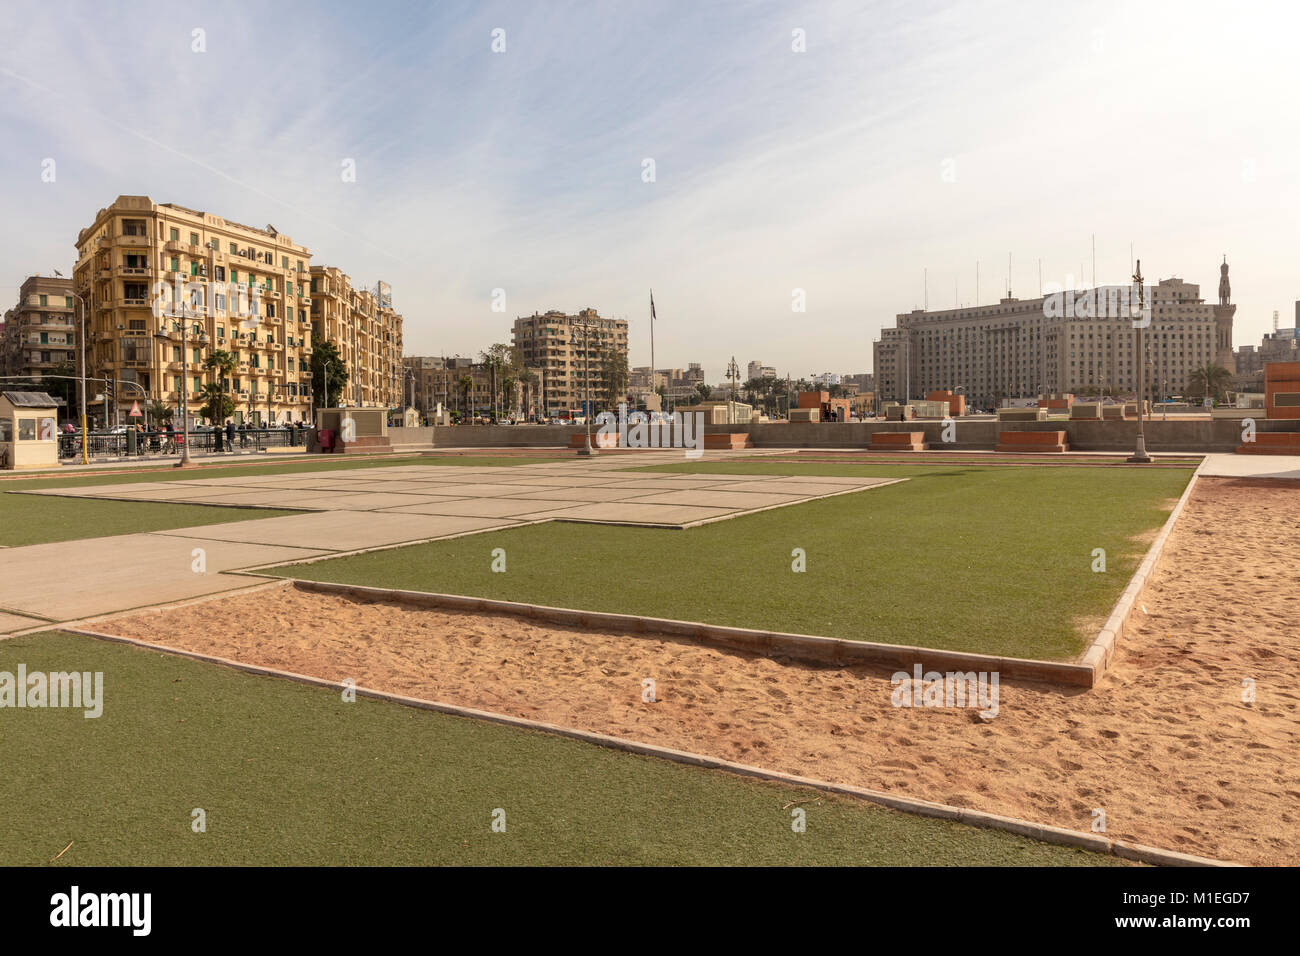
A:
[114,234,150,248]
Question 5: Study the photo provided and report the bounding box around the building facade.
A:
[511,309,628,414]
[873,266,1235,408]
[1,276,77,382]
[73,196,315,425]
[308,266,404,409]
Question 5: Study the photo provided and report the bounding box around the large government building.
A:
[71,195,402,425]
[873,263,1236,408]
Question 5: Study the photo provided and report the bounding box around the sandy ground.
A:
[100,476,1299,864]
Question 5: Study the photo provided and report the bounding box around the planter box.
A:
[569,431,620,448]
[871,431,927,451]
[996,430,1069,452]
[1236,432,1300,454]
[703,432,753,449]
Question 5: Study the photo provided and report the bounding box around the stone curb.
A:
[279,579,1095,687]
[1079,463,1204,683]
[55,624,1236,867]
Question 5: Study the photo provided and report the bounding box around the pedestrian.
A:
[225,419,236,452]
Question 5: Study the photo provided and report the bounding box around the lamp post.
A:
[53,271,88,464]
[155,303,209,468]
[1127,260,1152,464]
[571,320,596,456]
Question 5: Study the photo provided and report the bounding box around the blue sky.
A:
[3,0,1299,383]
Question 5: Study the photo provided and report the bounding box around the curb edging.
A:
[58,623,1235,868]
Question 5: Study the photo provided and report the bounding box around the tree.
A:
[309,341,348,408]
[518,368,540,420]
[203,348,237,423]
[147,400,174,425]
[600,349,630,409]
[199,383,234,423]
[458,375,474,419]
[1187,364,1232,404]
[695,382,712,402]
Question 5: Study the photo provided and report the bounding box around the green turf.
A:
[0,632,1123,866]
[271,461,1193,660]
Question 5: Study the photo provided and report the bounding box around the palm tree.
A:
[518,368,540,421]
[1187,364,1232,404]
[147,400,173,426]
[458,374,474,420]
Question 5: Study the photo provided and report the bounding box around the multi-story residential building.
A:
[308,266,404,409]
[72,195,315,425]
[1,276,77,382]
[873,264,1236,408]
[746,360,777,381]
[511,309,628,415]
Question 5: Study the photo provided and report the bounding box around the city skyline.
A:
[4,1,1299,382]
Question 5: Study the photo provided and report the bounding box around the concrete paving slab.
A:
[622,489,805,509]
[0,534,328,621]
[158,511,520,551]
[1197,453,1300,479]
[0,610,48,634]
[417,482,549,498]
[707,479,889,496]
[529,501,739,526]
[379,498,563,518]
[502,486,672,503]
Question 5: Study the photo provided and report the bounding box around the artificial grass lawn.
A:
[0,455,547,547]
[0,632,1122,866]
[273,461,1194,660]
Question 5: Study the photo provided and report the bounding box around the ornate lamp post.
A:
[571,319,596,456]
[1127,260,1152,464]
[155,301,209,468]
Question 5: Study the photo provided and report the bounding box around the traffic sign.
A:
[128,401,142,417]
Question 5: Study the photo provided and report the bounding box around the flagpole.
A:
[650,289,656,414]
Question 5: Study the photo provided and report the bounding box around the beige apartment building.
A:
[308,267,404,409]
[511,309,628,414]
[874,264,1236,408]
[72,195,315,425]
[1,275,77,382]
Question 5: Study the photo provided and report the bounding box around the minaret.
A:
[1213,256,1236,372]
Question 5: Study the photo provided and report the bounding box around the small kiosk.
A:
[0,391,60,470]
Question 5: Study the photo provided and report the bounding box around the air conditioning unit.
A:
[116,323,125,330]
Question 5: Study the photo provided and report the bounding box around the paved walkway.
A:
[0,453,900,633]
[1196,453,1300,480]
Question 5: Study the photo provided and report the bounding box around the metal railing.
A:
[57,426,309,462]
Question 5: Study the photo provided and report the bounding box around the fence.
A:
[57,427,308,462]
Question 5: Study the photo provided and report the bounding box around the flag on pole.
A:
[650,290,656,321]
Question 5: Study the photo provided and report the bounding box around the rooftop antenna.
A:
[924,267,928,311]
[1038,259,1042,296]
[1007,252,1012,298]
[976,261,980,305]
[1091,234,1096,288]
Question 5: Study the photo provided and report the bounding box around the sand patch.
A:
[98,477,1299,864]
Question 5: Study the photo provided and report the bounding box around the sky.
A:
[3,0,1300,385]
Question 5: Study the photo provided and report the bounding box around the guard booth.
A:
[0,391,60,470]
[313,407,392,454]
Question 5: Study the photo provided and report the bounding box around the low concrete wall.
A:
[415,418,1300,453]
[388,426,436,446]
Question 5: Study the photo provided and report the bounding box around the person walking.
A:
[225,419,236,453]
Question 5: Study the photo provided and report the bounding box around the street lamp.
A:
[53,270,88,464]
[1127,260,1152,464]
[570,321,596,456]
[155,302,209,468]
